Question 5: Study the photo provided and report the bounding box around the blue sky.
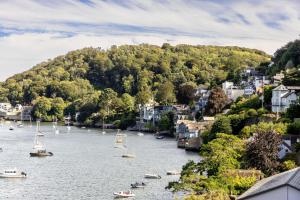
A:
[0,0,300,81]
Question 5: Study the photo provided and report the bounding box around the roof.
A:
[177,120,206,131]
[287,86,300,90]
[281,91,296,98]
[273,85,288,91]
[238,167,300,200]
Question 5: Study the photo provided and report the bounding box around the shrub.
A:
[287,122,300,135]
[246,109,258,117]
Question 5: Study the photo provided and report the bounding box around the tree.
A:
[205,87,229,115]
[245,130,281,175]
[32,97,52,120]
[210,116,232,141]
[156,81,176,105]
[177,82,196,104]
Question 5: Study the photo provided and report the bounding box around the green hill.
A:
[0,44,270,124]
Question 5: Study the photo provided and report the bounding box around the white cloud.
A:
[0,0,300,81]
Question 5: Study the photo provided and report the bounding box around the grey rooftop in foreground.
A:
[238,167,300,200]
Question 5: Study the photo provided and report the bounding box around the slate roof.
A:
[273,85,288,91]
[238,167,300,200]
[281,91,295,98]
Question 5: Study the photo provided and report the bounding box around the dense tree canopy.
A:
[0,44,269,124]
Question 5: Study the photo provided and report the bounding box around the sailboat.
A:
[66,114,71,132]
[17,110,24,128]
[30,121,53,157]
[119,131,136,158]
[53,117,59,134]
[101,117,106,135]
[29,117,32,128]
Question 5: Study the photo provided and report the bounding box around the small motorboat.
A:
[0,169,27,178]
[67,126,71,131]
[131,182,146,189]
[122,154,136,158]
[137,132,144,136]
[113,190,135,198]
[30,148,53,157]
[81,126,86,129]
[102,131,106,135]
[55,129,60,135]
[156,136,164,139]
[9,126,14,131]
[144,174,162,179]
[17,123,24,128]
[166,170,181,175]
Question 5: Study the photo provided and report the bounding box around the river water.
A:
[0,123,200,200]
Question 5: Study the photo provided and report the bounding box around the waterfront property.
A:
[238,167,300,200]
[175,120,207,150]
[271,85,299,113]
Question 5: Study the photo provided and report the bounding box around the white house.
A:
[222,81,244,101]
[0,103,12,112]
[238,167,300,200]
[271,85,299,112]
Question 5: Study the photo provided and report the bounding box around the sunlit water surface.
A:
[0,123,200,200]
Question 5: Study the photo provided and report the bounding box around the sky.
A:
[0,0,300,81]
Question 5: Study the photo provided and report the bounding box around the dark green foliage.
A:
[210,116,232,141]
[286,102,300,119]
[0,45,269,122]
[158,111,175,134]
[287,122,300,135]
[177,82,196,104]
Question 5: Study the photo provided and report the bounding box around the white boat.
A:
[122,154,136,158]
[55,129,60,135]
[144,174,162,179]
[9,126,14,131]
[67,126,71,131]
[102,131,106,135]
[137,132,144,136]
[166,170,181,175]
[113,190,135,198]
[30,121,53,157]
[0,169,27,178]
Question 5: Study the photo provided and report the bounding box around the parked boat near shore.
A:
[0,169,27,178]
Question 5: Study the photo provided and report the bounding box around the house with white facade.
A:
[238,167,300,200]
[271,85,299,113]
[222,81,245,101]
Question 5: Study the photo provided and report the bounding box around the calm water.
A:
[0,123,200,200]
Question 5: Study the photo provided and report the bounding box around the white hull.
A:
[144,174,161,179]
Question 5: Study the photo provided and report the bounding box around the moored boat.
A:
[30,121,53,157]
[155,135,164,139]
[131,182,146,188]
[144,174,162,179]
[0,169,27,178]
[122,154,136,158]
[113,190,135,198]
[166,170,181,175]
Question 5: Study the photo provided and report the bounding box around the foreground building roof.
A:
[238,167,300,200]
